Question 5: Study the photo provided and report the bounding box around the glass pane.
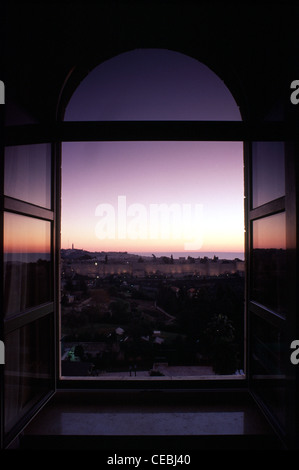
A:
[60,141,245,378]
[4,213,52,318]
[4,143,52,209]
[4,315,53,435]
[251,212,286,315]
[64,49,241,121]
[250,314,286,430]
[251,142,285,208]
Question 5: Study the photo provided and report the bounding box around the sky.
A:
[4,212,50,254]
[61,49,245,256]
[62,140,244,254]
[253,212,286,250]
[64,49,242,122]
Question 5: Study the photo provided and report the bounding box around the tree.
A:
[109,299,131,323]
[79,278,88,296]
[74,344,85,361]
[204,313,238,374]
[65,279,74,292]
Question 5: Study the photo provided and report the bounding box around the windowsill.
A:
[59,374,246,381]
[19,388,282,450]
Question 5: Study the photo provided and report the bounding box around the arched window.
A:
[60,49,245,381]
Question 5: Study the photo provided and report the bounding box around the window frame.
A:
[58,133,248,388]
[244,137,299,444]
[52,120,296,395]
[54,119,282,391]
[1,135,58,447]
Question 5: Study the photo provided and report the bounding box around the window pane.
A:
[251,142,285,208]
[4,315,53,435]
[4,144,52,209]
[61,141,245,378]
[250,314,286,430]
[251,212,286,315]
[4,213,52,318]
[64,49,241,121]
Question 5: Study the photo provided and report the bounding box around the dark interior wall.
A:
[3,1,299,123]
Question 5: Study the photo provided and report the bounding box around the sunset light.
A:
[4,212,51,254]
[61,141,244,256]
[61,49,244,258]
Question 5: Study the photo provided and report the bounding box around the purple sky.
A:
[64,49,241,122]
[62,49,244,254]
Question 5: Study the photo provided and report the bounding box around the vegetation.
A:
[61,253,244,375]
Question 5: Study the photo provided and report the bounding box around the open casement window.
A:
[245,139,298,445]
[1,125,58,447]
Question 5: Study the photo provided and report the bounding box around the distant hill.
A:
[61,248,142,262]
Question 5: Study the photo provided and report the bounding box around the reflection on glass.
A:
[251,142,285,208]
[4,212,52,317]
[251,313,286,430]
[4,143,52,209]
[251,212,286,315]
[4,315,53,434]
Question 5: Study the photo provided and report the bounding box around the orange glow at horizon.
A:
[62,240,245,254]
[4,212,51,254]
[61,213,244,254]
[61,141,245,256]
[253,212,286,250]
